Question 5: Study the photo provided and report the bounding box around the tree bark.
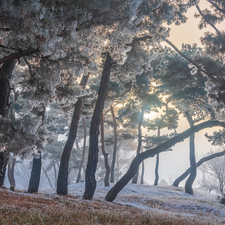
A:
[101,114,110,186]
[132,111,144,184]
[28,151,42,193]
[105,120,225,202]
[140,161,145,185]
[57,74,89,195]
[83,52,112,200]
[53,160,57,187]
[41,165,53,188]
[184,112,196,195]
[154,126,161,186]
[76,118,87,183]
[0,151,9,187]
[8,154,16,191]
[173,150,225,187]
[110,105,117,183]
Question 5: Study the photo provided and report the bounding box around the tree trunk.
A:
[57,74,89,195]
[0,59,17,187]
[42,165,53,188]
[140,161,144,185]
[76,118,87,183]
[52,160,57,187]
[132,111,144,184]
[154,154,160,185]
[83,52,112,200]
[154,126,161,186]
[0,59,17,117]
[173,150,225,187]
[8,154,16,191]
[101,114,110,186]
[28,151,42,193]
[0,151,9,187]
[105,120,225,202]
[185,112,196,195]
[110,105,117,183]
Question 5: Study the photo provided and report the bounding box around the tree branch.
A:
[165,39,221,84]
[0,49,39,64]
[206,0,225,16]
[196,5,225,42]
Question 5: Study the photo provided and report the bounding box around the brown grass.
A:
[0,188,224,225]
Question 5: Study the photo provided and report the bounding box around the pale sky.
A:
[144,0,224,187]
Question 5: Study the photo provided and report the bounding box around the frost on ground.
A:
[1,183,225,224]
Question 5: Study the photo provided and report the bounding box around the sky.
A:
[143,0,224,187]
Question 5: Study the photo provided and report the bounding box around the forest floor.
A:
[0,183,225,225]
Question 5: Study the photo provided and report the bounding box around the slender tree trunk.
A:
[57,74,89,195]
[132,111,144,184]
[76,118,87,183]
[105,120,225,202]
[154,126,161,186]
[28,151,42,193]
[185,112,196,195]
[140,161,145,185]
[83,52,113,200]
[42,165,53,188]
[110,105,117,183]
[101,114,110,186]
[8,154,16,191]
[173,150,225,187]
[53,160,57,187]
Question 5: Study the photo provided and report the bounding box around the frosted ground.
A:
[39,182,225,224]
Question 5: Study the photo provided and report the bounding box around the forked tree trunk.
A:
[76,118,87,183]
[101,114,110,186]
[110,105,117,183]
[42,165,53,188]
[8,154,16,191]
[184,112,196,195]
[132,111,144,184]
[83,52,112,200]
[105,120,225,202]
[28,151,42,193]
[173,150,225,187]
[154,126,161,186]
[57,74,89,195]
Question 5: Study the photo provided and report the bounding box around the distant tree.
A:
[199,149,225,195]
[173,149,225,187]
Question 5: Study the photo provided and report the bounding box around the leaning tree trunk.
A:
[8,154,16,191]
[57,74,89,195]
[105,120,225,202]
[53,160,57,187]
[0,59,17,187]
[154,126,161,186]
[110,105,117,183]
[42,165,53,188]
[76,118,87,183]
[83,52,112,200]
[173,149,225,187]
[184,112,196,195]
[28,151,42,193]
[132,111,144,184]
[101,114,110,186]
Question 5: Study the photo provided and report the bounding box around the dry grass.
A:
[0,188,224,225]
